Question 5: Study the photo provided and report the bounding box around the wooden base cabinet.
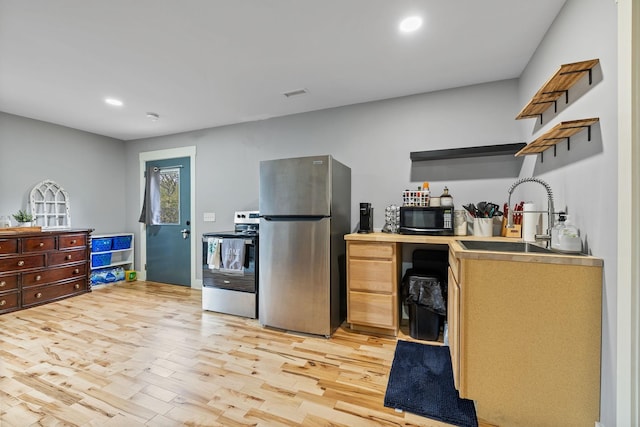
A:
[346,241,401,336]
[0,229,92,314]
[448,250,603,427]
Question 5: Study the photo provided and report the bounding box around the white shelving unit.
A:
[90,233,134,271]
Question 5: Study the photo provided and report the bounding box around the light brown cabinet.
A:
[447,248,461,389]
[0,229,92,314]
[448,247,603,427]
[346,241,401,336]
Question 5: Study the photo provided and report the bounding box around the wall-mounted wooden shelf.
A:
[410,142,526,162]
[516,59,599,124]
[515,118,599,159]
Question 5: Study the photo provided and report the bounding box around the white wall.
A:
[124,78,523,276]
[517,0,618,424]
[0,112,127,233]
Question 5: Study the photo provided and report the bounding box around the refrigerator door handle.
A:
[261,215,328,221]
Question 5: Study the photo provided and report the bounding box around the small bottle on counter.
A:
[440,186,453,207]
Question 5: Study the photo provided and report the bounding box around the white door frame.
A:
[139,146,197,288]
[617,0,639,424]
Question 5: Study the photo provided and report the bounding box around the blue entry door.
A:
[145,157,191,286]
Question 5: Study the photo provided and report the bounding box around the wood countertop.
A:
[344,232,603,267]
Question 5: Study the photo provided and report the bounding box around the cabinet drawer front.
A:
[0,274,19,291]
[348,291,397,328]
[59,234,87,249]
[49,249,87,266]
[23,237,56,253]
[22,264,87,287]
[0,254,46,272]
[349,242,395,259]
[22,279,87,307]
[0,238,19,255]
[349,258,396,292]
[0,291,19,313]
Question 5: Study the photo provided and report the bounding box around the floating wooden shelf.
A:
[516,59,599,123]
[410,142,526,162]
[515,118,599,158]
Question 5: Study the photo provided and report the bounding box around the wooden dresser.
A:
[0,229,92,314]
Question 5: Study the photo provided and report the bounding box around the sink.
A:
[458,240,554,254]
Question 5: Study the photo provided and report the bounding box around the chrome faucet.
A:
[507,177,555,245]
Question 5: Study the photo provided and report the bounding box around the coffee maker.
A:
[358,203,373,233]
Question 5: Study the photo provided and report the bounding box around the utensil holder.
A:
[473,218,494,237]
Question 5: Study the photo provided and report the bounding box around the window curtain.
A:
[138,166,161,225]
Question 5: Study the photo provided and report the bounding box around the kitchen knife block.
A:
[502,223,522,238]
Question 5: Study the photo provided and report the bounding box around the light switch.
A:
[203,212,216,222]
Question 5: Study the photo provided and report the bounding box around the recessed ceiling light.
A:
[105,97,123,107]
[399,16,423,33]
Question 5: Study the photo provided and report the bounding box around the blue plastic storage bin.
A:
[91,238,112,252]
[112,235,132,250]
[91,252,112,267]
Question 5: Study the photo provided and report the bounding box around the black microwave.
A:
[399,206,454,235]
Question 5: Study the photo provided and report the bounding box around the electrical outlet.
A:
[203,212,216,222]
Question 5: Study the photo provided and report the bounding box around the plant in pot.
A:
[12,209,34,227]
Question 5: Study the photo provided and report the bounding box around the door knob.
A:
[180,229,190,239]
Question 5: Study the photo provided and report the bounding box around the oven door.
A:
[202,238,256,293]
[202,236,258,318]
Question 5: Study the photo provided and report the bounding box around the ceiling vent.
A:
[283,88,308,98]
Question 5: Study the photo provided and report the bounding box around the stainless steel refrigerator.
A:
[259,155,351,337]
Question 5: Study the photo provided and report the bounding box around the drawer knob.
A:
[35,292,42,299]
[35,275,42,281]
[74,283,80,289]
[0,281,5,287]
[74,268,80,274]
[66,255,72,260]
[39,242,44,247]
[0,300,5,306]
[17,260,25,266]
[71,240,77,244]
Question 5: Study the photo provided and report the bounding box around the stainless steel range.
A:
[202,211,259,318]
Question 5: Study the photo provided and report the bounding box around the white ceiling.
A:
[0,0,566,141]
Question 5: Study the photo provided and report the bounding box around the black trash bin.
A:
[402,273,446,341]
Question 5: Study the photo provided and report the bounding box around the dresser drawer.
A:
[0,274,19,291]
[0,291,19,313]
[23,236,56,253]
[59,234,87,249]
[49,249,87,266]
[0,238,19,255]
[21,264,87,287]
[0,254,46,272]
[348,242,395,259]
[22,279,86,307]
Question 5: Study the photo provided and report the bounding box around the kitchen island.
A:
[344,232,603,427]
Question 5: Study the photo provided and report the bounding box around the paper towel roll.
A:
[522,202,539,242]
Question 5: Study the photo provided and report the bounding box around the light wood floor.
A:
[0,281,495,426]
